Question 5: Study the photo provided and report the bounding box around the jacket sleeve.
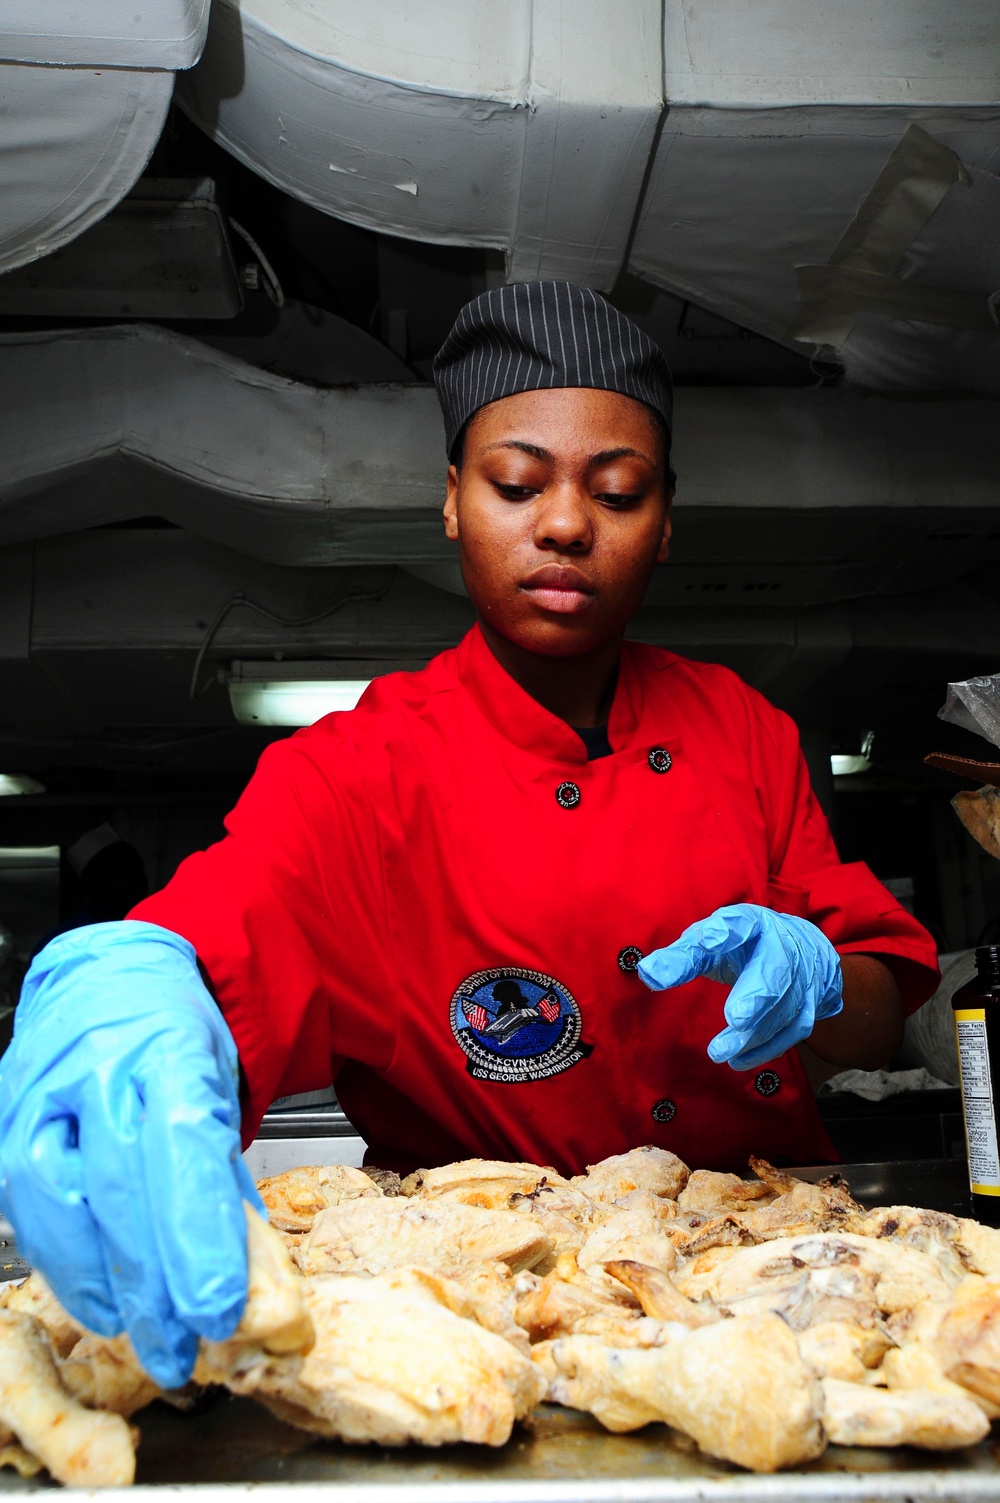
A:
[130,726,396,1142]
[742,681,939,1015]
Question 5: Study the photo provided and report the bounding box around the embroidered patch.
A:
[451,967,593,1083]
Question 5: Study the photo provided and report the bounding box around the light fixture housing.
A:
[227,661,424,728]
[830,753,871,777]
[831,731,874,779]
[0,773,45,796]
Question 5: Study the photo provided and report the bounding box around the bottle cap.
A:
[975,945,1000,975]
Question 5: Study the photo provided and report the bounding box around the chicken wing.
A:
[58,1334,162,1418]
[603,1261,718,1327]
[577,1211,677,1297]
[821,1377,989,1449]
[0,1310,137,1487]
[0,1271,84,1357]
[513,1267,649,1345]
[536,1312,825,1472]
[677,1170,776,1214]
[797,1320,893,1382]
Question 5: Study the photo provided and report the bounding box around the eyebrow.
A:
[482,440,656,467]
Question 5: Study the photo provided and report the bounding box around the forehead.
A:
[466,386,663,460]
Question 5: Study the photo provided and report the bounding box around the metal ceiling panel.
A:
[0,0,210,69]
[176,0,662,287]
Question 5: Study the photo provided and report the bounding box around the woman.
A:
[0,281,937,1387]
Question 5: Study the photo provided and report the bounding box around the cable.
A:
[188,571,397,699]
[229,218,286,308]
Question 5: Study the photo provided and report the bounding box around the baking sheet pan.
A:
[1,1159,993,1499]
[4,1394,1000,1500]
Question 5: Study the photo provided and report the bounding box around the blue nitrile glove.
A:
[637,904,843,1071]
[0,921,264,1388]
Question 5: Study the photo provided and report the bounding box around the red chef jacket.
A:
[133,625,938,1175]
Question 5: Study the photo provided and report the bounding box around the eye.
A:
[494,483,538,501]
[595,492,643,509]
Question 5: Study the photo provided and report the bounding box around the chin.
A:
[494,616,617,659]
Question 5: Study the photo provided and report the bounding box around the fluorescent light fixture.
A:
[230,679,370,726]
[227,662,371,726]
[830,753,871,777]
[831,730,873,778]
[0,773,45,796]
[0,846,59,867]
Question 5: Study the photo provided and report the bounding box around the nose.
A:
[533,481,593,554]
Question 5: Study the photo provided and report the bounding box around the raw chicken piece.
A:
[59,1334,161,1417]
[821,1377,989,1449]
[0,1437,43,1478]
[674,1164,862,1247]
[363,1167,403,1196]
[955,1220,1000,1277]
[238,1202,316,1355]
[676,1232,951,1327]
[397,1264,531,1354]
[514,1267,647,1345]
[932,1275,1000,1408]
[0,1310,136,1487]
[401,1158,566,1209]
[662,1214,760,1259]
[613,1189,679,1220]
[577,1211,677,1297]
[507,1182,610,1268]
[735,1180,860,1240]
[678,1170,775,1214]
[797,1321,893,1382]
[0,1272,84,1357]
[294,1196,551,1277]
[536,1312,825,1472]
[201,1269,546,1446]
[257,1164,382,1233]
[572,1146,689,1204]
[879,1280,1000,1418]
[856,1205,1000,1285]
[881,1337,1000,1416]
[604,1261,718,1327]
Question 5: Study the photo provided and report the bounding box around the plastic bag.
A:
[938,674,1000,750]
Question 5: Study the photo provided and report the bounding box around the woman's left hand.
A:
[637,904,844,1071]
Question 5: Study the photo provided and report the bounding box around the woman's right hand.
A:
[0,921,262,1387]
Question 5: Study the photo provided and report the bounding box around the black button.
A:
[618,945,642,973]
[755,1070,781,1098]
[648,747,672,774]
[651,1097,676,1124]
[555,781,581,809]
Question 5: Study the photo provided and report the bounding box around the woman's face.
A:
[443,387,672,659]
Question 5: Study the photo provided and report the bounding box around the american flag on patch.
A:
[465,1002,490,1031]
[538,993,561,1024]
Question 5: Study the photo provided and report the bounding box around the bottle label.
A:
[956,1008,1000,1194]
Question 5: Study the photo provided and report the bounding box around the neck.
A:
[478,620,621,728]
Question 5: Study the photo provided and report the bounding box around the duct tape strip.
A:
[786,123,978,348]
[792,265,998,348]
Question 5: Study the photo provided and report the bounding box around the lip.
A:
[520,564,596,615]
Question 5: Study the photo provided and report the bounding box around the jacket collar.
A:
[453,624,646,764]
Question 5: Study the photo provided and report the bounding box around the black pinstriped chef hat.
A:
[432,280,673,459]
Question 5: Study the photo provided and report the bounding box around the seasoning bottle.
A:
[954,947,1000,1226]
